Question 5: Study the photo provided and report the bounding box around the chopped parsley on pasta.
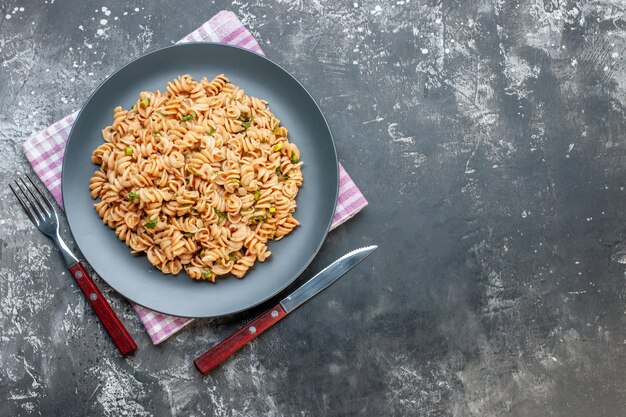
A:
[89,74,303,281]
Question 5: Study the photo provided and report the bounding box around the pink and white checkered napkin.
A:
[23,11,368,344]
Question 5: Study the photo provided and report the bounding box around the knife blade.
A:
[279,245,377,313]
[194,245,377,375]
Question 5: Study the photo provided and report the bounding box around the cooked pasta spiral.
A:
[90,74,303,281]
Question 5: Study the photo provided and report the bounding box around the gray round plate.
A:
[62,43,338,318]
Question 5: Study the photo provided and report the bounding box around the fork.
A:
[10,176,137,356]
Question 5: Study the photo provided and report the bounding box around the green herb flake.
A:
[275,167,289,181]
[291,152,298,163]
[153,131,162,136]
[214,208,227,218]
[125,147,133,156]
[272,142,283,152]
[140,98,150,108]
[239,115,253,130]
[158,111,166,118]
[228,254,237,262]
[269,207,277,213]
[127,191,139,201]
[200,250,206,257]
[208,126,215,135]
[183,232,194,238]
[131,104,136,110]
[201,269,213,279]
[250,214,267,224]
[181,113,196,122]
[273,127,281,135]
[253,190,261,201]
[143,218,158,229]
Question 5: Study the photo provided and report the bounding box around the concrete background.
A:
[2,0,626,415]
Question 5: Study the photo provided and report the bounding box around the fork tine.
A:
[26,175,55,215]
[14,178,45,221]
[9,182,40,226]
[20,177,51,218]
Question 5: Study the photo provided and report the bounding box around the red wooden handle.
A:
[194,304,288,374]
[69,263,137,356]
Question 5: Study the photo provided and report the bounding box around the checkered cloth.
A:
[23,11,368,344]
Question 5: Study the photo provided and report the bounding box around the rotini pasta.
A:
[89,74,303,281]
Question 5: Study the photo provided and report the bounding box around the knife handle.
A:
[194,304,288,375]
[69,263,138,356]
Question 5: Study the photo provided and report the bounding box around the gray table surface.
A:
[2,1,626,416]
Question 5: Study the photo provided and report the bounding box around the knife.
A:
[194,245,377,374]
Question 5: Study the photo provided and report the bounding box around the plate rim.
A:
[61,42,339,318]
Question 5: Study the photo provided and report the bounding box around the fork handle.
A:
[69,263,137,356]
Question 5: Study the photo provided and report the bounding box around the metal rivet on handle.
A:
[75,271,83,278]
[271,310,279,318]
[248,326,256,334]
[89,293,97,301]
